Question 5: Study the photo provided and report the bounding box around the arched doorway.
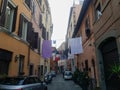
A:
[99,37,119,90]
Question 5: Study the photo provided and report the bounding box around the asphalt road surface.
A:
[47,74,82,90]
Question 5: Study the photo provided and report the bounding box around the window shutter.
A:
[85,28,91,38]
[25,0,31,8]
[27,22,33,43]
[39,14,42,28]
[47,32,49,40]
[0,0,3,15]
[34,32,38,49]
[42,28,46,40]
[38,38,41,54]
[12,6,18,32]
[0,0,8,26]
[30,28,35,49]
[18,14,23,37]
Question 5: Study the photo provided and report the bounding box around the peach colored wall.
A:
[0,0,41,76]
[76,2,100,87]
[0,32,29,76]
[30,50,41,75]
[12,0,31,34]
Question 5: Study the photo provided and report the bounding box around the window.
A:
[39,14,42,28]
[0,0,7,26]
[95,3,102,20]
[34,77,41,83]
[42,28,46,40]
[4,2,17,32]
[40,65,43,75]
[39,0,42,5]
[23,77,35,84]
[85,16,90,29]
[29,64,34,75]
[32,2,36,17]
[85,60,88,71]
[38,38,41,54]
[18,14,28,41]
[22,21,28,40]
[33,32,38,49]
[0,49,12,75]
[47,32,49,40]
[25,0,31,8]
[85,16,91,38]
[18,55,25,75]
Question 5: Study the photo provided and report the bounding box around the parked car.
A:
[63,70,72,80]
[0,75,47,90]
[50,70,56,77]
[44,73,52,84]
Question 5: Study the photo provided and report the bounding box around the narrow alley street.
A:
[48,74,82,90]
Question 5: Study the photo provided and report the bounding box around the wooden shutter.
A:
[18,14,23,37]
[0,0,8,26]
[27,22,33,43]
[25,0,31,8]
[0,0,3,14]
[38,38,41,53]
[12,6,18,32]
[34,32,38,49]
[31,28,34,48]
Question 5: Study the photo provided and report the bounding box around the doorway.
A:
[99,37,119,90]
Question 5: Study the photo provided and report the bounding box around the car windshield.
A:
[64,71,72,75]
[0,77,25,85]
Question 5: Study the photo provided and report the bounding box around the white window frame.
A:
[22,20,28,40]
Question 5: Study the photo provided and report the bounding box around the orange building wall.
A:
[30,50,41,75]
[12,0,31,34]
[0,32,29,76]
[0,0,41,76]
[76,2,99,87]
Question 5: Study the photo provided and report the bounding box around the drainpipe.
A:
[27,44,30,67]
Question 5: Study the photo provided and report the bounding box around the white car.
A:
[63,70,72,80]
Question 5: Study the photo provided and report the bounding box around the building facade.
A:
[72,0,120,90]
[38,0,53,78]
[72,0,99,89]
[0,0,53,79]
[93,0,120,90]
[0,0,32,76]
[65,1,83,72]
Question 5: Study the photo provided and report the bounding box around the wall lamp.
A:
[15,55,19,62]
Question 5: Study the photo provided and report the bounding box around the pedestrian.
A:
[62,70,64,78]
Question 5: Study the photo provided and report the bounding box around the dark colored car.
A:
[0,76,47,90]
[44,73,52,84]
[50,71,56,77]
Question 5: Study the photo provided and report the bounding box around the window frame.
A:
[18,14,29,41]
[21,20,28,40]
[24,0,31,10]
[18,55,25,75]
[4,0,17,32]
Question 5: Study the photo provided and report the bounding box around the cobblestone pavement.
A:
[47,74,82,90]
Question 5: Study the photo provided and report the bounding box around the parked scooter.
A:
[44,73,52,84]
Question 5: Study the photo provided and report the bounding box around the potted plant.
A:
[109,63,120,79]
[0,73,7,78]
[94,87,101,90]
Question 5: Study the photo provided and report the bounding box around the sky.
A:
[48,0,80,48]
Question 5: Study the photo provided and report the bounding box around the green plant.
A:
[0,74,7,78]
[94,87,101,90]
[109,63,120,79]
